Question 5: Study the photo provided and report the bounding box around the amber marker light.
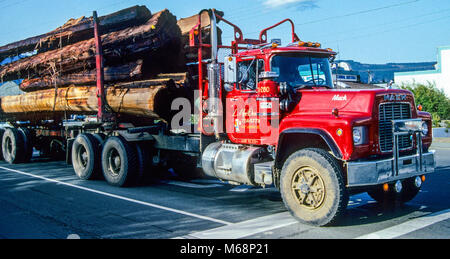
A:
[383,183,389,192]
[336,128,343,136]
[421,175,426,182]
[417,105,423,111]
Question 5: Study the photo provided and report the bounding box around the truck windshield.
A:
[271,54,333,89]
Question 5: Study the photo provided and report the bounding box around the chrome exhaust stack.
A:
[207,9,221,138]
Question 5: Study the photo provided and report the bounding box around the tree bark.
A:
[0,5,152,61]
[177,10,224,63]
[0,9,181,82]
[0,79,185,121]
[19,60,143,91]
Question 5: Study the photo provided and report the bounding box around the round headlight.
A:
[421,122,429,136]
[353,128,361,143]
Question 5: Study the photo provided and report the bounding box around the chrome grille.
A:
[379,103,412,152]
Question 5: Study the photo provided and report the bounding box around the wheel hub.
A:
[107,148,122,176]
[291,166,326,210]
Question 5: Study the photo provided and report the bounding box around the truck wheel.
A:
[280,148,348,226]
[72,133,102,180]
[367,178,420,205]
[2,128,25,164]
[0,128,5,160]
[18,128,34,163]
[135,142,152,183]
[101,136,138,187]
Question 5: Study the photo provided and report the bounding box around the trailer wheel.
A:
[101,136,138,187]
[18,128,34,163]
[135,142,152,183]
[2,128,25,164]
[280,148,348,226]
[72,133,102,180]
[0,128,5,160]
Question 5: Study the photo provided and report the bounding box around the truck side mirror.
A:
[224,56,237,91]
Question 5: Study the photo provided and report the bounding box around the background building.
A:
[395,46,450,97]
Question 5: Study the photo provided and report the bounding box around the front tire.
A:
[280,148,348,226]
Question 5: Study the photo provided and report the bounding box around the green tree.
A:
[400,82,450,122]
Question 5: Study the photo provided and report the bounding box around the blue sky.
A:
[0,0,449,64]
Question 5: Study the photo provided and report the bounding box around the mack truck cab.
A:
[195,10,435,226]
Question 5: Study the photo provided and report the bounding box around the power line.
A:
[222,0,422,40]
[314,7,450,40]
[322,13,450,45]
[0,0,31,9]
[297,0,421,27]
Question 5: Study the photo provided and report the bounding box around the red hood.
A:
[295,88,415,117]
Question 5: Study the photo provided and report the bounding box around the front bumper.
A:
[346,151,435,187]
[346,118,435,188]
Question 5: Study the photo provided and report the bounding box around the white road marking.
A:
[191,179,225,185]
[229,185,277,192]
[177,212,299,239]
[229,185,252,192]
[160,180,223,189]
[356,208,450,239]
[0,166,232,226]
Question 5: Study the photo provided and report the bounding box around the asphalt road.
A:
[0,144,449,239]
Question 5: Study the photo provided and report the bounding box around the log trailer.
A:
[0,9,436,226]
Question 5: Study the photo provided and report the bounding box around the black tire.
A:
[72,133,102,180]
[280,148,348,226]
[101,136,138,187]
[135,142,152,182]
[2,128,25,164]
[367,178,420,205]
[92,133,106,145]
[18,128,34,163]
[0,128,5,161]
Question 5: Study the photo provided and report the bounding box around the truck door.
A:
[226,58,277,145]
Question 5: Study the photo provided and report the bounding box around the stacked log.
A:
[19,60,144,91]
[0,9,182,87]
[0,6,223,123]
[0,5,152,62]
[0,79,188,122]
[177,10,223,63]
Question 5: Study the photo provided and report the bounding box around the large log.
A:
[0,79,184,121]
[0,9,182,82]
[177,10,224,63]
[19,60,143,91]
[0,5,152,61]
[177,10,224,35]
